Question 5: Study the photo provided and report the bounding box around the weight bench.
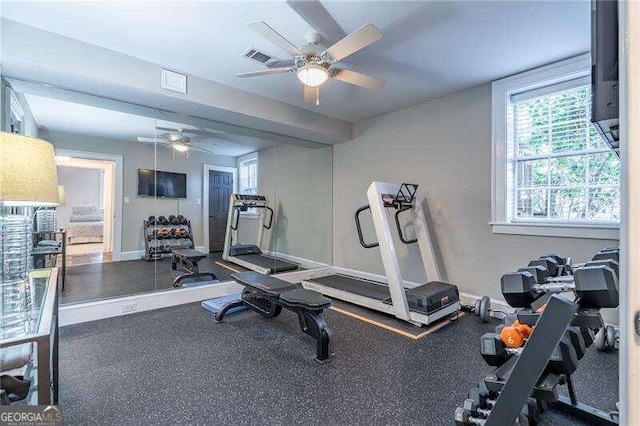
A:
[215,271,333,364]
[171,249,217,288]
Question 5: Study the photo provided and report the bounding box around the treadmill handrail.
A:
[263,206,274,230]
[355,205,379,249]
[395,206,418,244]
[230,207,240,231]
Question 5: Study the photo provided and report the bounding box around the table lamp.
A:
[0,132,59,288]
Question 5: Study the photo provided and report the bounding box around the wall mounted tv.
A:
[137,169,187,199]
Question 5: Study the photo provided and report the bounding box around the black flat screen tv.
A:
[591,0,619,154]
[138,169,187,199]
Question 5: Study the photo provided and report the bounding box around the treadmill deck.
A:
[236,253,299,273]
[306,274,391,301]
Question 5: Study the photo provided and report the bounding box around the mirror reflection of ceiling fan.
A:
[136,127,219,154]
[236,16,385,105]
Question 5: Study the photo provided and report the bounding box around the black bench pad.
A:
[280,289,331,310]
[231,272,297,297]
[172,249,208,261]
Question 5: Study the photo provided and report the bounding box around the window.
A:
[492,54,620,239]
[238,154,258,195]
[238,152,258,214]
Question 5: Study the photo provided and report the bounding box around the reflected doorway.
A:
[208,170,233,252]
[55,156,115,266]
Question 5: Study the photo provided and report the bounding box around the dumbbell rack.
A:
[455,248,620,425]
[142,219,195,261]
[478,295,618,425]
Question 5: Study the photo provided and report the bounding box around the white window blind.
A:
[239,158,258,195]
[507,83,620,223]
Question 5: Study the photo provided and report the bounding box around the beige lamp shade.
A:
[0,132,59,206]
[58,185,66,206]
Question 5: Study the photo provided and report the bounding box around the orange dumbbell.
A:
[500,325,525,348]
[513,320,533,339]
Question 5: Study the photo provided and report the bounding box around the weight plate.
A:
[606,325,616,350]
[474,300,481,315]
[595,328,606,351]
[479,296,491,323]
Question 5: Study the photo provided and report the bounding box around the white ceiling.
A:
[24,94,265,157]
[4,1,590,123]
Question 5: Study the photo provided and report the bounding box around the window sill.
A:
[490,222,619,240]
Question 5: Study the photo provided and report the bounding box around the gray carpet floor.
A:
[60,253,236,304]
[58,303,618,424]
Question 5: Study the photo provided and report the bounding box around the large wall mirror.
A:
[1,77,333,306]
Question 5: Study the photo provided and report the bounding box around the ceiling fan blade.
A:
[248,21,302,57]
[269,58,296,68]
[303,84,320,106]
[155,126,182,133]
[235,67,294,78]
[333,69,385,89]
[187,143,217,155]
[324,23,382,62]
[286,0,346,43]
[137,136,170,144]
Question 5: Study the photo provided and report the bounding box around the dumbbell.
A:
[501,264,619,309]
[168,215,178,225]
[454,407,529,425]
[176,214,187,224]
[468,385,541,425]
[468,296,492,323]
[499,320,533,348]
[170,228,177,238]
[147,215,156,225]
[595,324,617,351]
[567,248,620,269]
[480,331,579,374]
[157,215,169,225]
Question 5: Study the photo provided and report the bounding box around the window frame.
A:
[237,151,260,218]
[491,53,619,240]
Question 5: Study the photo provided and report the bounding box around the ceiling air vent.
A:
[242,47,280,67]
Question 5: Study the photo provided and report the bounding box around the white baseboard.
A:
[263,250,329,269]
[118,250,144,261]
[59,280,243,326]
[116,246,206,262]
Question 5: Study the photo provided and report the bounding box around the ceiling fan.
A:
[137,127,218,155]
[236,20,385,105]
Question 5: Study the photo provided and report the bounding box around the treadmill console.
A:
[381,183,418,208]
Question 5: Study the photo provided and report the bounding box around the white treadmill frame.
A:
[221,194,273,275]
[302,181,460,326]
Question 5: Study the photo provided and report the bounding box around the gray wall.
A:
[237,144,333,265]
[56,166,102,228]
[41,130,236,253]
[333,84,619,323]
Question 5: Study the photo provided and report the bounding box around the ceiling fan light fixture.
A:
[172,142,189,152]
[296,64,329,87]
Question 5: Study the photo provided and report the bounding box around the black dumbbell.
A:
[595,324,617,351]
[176,214,187,224]
[480,331,579,374]
[566,326,587,360]
[147,215,156,225]
[168,215,178,225]
[501,265,619,309]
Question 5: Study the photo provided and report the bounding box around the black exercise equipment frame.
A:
[484,294,618,426]
[215,273,333,364]
[171,249,217,288]
[230,204,274,231]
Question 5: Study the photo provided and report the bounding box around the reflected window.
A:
[238,152,258,196]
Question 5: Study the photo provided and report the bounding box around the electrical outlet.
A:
[122,303,137,314]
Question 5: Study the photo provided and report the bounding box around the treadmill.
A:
[222,194,299,275]
[302,182,460,326]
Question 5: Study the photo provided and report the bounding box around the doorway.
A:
[55,156,116,265]
[203,165,237,253]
